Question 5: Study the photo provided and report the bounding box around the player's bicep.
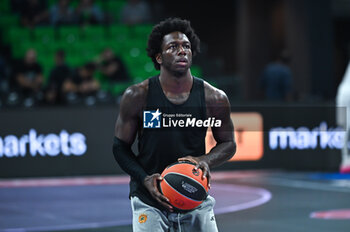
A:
[114,88,141,144]
[212,112,234,144]
[115,113,138,145]
[209,95,234,144]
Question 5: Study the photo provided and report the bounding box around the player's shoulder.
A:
[203,80,229,106]
[122,79,149,103]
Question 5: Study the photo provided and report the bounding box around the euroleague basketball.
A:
[159,161,209,211]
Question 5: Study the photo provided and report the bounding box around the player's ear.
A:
[156,53,162,65]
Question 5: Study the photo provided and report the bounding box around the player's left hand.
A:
[178,156,211,189]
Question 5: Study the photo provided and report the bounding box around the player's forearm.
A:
[205,140,236,168]
[112,136,148,183]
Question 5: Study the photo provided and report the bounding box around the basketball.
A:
[159,161,209,211]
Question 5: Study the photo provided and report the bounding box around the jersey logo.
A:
[138,213,148,223]
[143,109,162,128]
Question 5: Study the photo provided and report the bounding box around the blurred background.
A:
[0,0,349,177]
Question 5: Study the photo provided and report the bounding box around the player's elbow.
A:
[112,142,119,162]
[112,139,120,163]
[112,136,131,164]
[226,141,237,160]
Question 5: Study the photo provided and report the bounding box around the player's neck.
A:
[159,69,193,94]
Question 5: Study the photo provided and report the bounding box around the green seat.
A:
[33,43,54,57]
[123,39,148,60]
[81,26,105,42]
[106,24,130,43]
[131,67,156,81]
[70,41,103,60]
[66,55,85,67]
[68,0,79,8]
[143,61,157,73]
[191,65,202,77]
[48,0,57,6]
[33,27,57,45]
[106,42,127,55]
[51,40,72,51]
[0,14,19,28]
[100,37,129,55]
[129,24,154,39]
[70,45,99,64]
[94,0,108,11]
[122,55,148,80]
[94,40,121,54]
[126,37,148,46]
[44,41,65,53]
[12,41,36,58]
[105,0,127,23]
[96,68,131,96]
[38,60,55,81]
[4,27,32,44]
[110,82,131,96]
[135,59,158,81]
[0,0,10,13]
[58,26,81,44]
[12,46,26,58]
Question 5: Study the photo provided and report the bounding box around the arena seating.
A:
[0,0,202,97]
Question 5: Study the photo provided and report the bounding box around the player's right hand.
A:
[143,174,174,212]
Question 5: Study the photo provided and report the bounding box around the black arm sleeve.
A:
[112,136,148,184]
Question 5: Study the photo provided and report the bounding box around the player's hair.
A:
[147,17,200,70]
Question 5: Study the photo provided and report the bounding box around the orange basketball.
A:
[159,161,209,211]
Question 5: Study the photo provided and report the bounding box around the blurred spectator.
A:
[0,55,9,92]
[0,37,14,106]
[45,50,72,105]
[120,0,152,25]
[49,0,76,26]
[97,48,130,83]
[0,54,9,108]
[259,50,293,102]
[148,0,166,23]
[63,62,100,103]
[20,0,49,28]
[75,0,104,26]
[12,48,44,106]
[10,0,22,14]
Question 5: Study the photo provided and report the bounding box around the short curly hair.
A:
[146,17,200,70]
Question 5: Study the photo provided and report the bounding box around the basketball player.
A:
[113,18,236,231]
[336,61,350,173]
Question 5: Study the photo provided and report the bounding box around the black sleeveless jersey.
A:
[129,75,207,210]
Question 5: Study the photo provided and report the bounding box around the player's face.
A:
[159,31,192,76]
